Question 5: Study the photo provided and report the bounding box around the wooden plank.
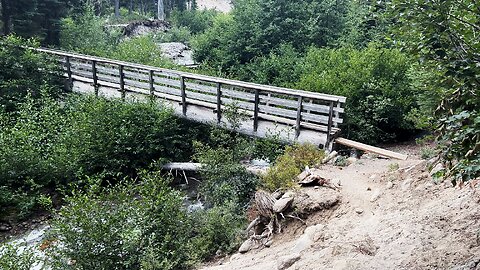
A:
[149,70,155,98]
[253,89,259,132]
[119,65,125,100]
[295,96,303,139]
[325,101,335,148]
[335,137,408,160]
[216,83,222,123]
[180,76,187,116]
[65,56,73,91]
[92,60,98,96]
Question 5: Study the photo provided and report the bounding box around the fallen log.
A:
[335,137,408,160]
[162,162,202,171]
[161,162,266,175]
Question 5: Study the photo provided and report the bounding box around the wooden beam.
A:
[335,137,408,160]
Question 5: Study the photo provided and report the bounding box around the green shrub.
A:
[195,141,258,208]
[283,143,325,170]
[46,171,192,270]
[171,9,219,35]
[60,9,120,56]
[109,36,174,68]
[0,243,41,270]
[253,134,286,163]
[236,44,303,86]
[152,26,192,44]
[0,36,63,112]
[262,143,325,191]
[192,0,348,72]
[296,44,416,144]
[420,147,437,160]
[0,94,194,219]
[262,154,301,191]
[190,203,246,260]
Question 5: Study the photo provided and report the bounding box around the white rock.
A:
[239,238,255,253]
[370,189,382,202]
[355,208,364,214]
[386,181,394,189]
[402,178,413,191]
[273,196,294,213]
[277,253,301,270]
[430,163,444,176]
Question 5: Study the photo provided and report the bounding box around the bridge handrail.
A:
[34,46,346,148]
[35,47,346,103]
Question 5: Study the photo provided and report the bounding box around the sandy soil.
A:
[196,0,232,13]
[201,149,480,270]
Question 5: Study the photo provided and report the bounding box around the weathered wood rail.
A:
[37,47,346,149]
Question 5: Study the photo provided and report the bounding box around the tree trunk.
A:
[114,0,120,18]
[157,0,164,20]
[1,0,10,35]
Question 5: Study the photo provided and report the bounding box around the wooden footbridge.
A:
[37,48,346,149]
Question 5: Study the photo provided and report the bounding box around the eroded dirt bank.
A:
[201,152,480,270]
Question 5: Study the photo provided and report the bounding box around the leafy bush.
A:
[391,0,480,183]
[296,44,416,144]
[170,9,219,35]
[152,26,193,44]
[0,94,194,219]
[46,171,193,270]
[190,204,246,260]
[0,243,41,270]
[195,134,258,208]
[60,9,120,56]
[0,36,63,112]
[109,36,174,68]
[193,0,349,73]
[262,144,325,191]
[236,44,303,86]
[60,95,187,178]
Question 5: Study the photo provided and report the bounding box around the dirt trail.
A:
[201,153,480,270]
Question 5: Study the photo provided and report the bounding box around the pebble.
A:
[386,181,394,189]
[370,189,382,202]
[355,208,364,214]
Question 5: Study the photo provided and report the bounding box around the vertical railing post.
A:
[180,76,187,116]
[253,89,260,132]
[92,60,98,96]
[149,70,155,99]
[216,83,222,123]
[325,101,335,149]
[119,65,125,100]
[65,56,73,91]
[295,96,303,139]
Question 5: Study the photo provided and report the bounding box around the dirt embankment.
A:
[201,148,480,270]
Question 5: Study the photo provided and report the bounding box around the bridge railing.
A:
[36,47,346,147]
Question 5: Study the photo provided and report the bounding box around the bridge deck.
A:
[38,48,347,148]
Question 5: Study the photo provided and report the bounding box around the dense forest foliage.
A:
[0,0,479,268]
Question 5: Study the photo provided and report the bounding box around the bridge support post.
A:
[149,70,155,100]
[65,56,73,91]
[92,60,99,96]
[325,101,335,150]
[216,83,222,123]
[180,76,187,116]
[253,89,260,132]
[295,96,303,139]
[119,65,125,100]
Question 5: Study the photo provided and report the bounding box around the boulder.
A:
[277,253,301,270]
[273,196,294,213]
[239,238,255,253]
